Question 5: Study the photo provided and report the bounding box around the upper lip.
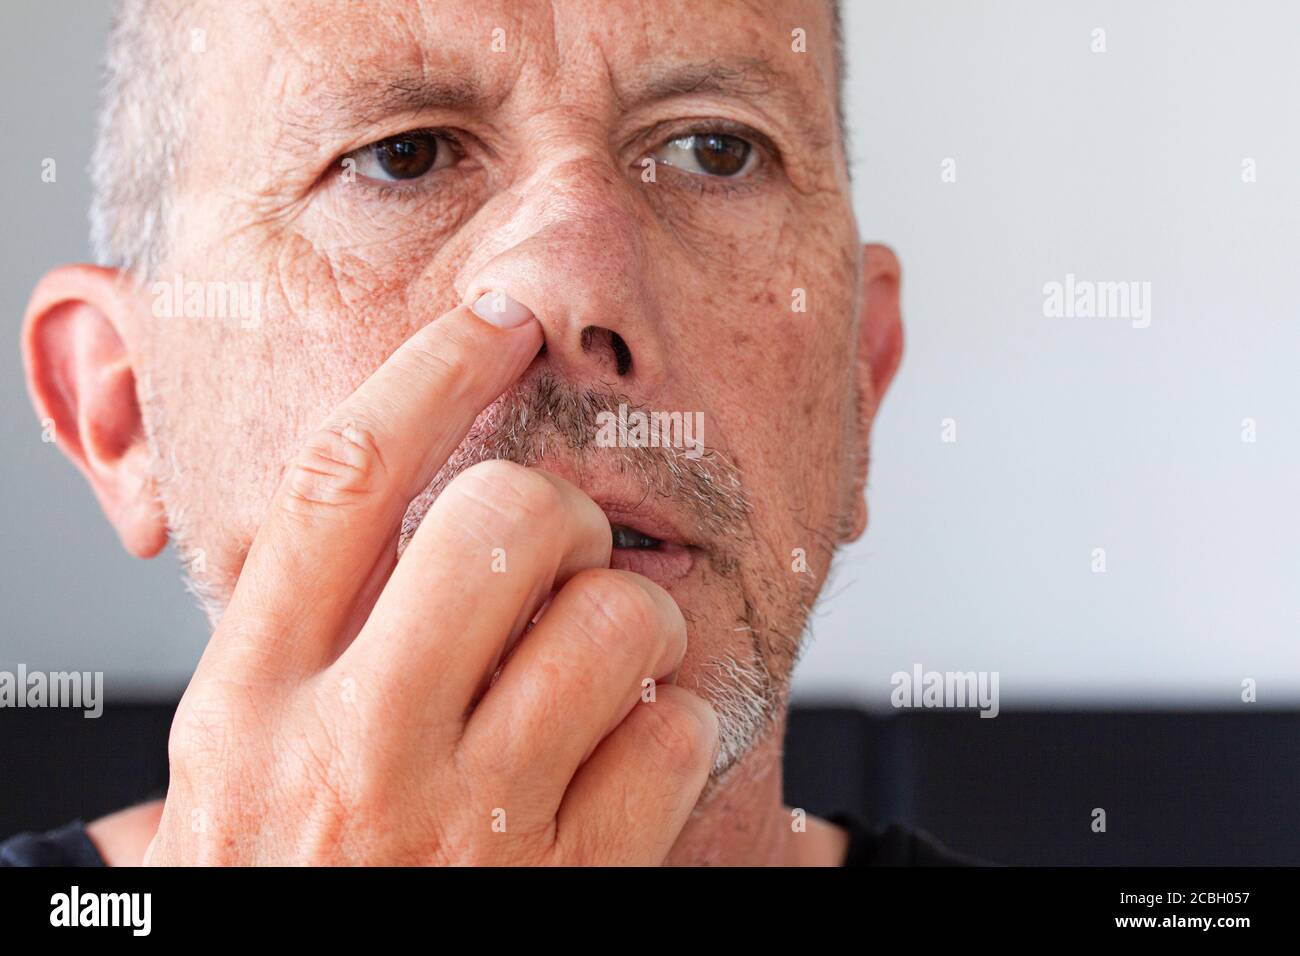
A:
[532,459,698,550]
[596,495,696,550]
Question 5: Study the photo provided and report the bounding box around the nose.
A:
[457,156,666,392]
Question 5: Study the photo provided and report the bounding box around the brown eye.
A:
[692,134,750,177]
[374,132,439,179]
[653,130,759,180]
[343,129,458,184]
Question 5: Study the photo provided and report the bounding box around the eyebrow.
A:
[618,57,786,104]
[294,55,831,150]
[300,66,495,135]
[615,57,834,147]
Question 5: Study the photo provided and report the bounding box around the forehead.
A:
[208,0,837,134]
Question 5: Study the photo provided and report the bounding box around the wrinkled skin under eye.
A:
[345,130,459,182]
[654,133,755,178]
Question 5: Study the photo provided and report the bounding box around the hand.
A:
[146,295,719,865]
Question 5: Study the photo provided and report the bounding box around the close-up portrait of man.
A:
[8,0,912,869]
[2,0,1297,920]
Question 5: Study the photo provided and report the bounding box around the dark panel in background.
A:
[784,708,1300,866]
[2,704,1297,865]
[0,703,173,835]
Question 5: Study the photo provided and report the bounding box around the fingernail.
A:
[472,290,534,328]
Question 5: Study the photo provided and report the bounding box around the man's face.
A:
[135,0,877,774]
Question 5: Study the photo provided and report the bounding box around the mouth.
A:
[605,516,696,586]
[610,523,664,550]
[471,455,702,589]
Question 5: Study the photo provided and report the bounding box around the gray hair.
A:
[89,0,188,281]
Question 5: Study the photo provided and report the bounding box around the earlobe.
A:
[844,244,904,542]
[22,265,167,559]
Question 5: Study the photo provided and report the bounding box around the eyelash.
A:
[339,120,778,203]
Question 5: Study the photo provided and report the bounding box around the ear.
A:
[21,265,167,558]
[844,243,903,542]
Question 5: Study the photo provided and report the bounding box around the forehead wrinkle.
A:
[248,1,521,145]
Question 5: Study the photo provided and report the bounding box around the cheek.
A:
[669,216,856,558]
[255,222,480,409]
[151,229,451,538]
[307,171,480,282]
[681,218,855,439]
[256,232,410,425]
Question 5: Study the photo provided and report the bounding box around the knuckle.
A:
[282,423,388,512]
[167,690,238,776]
[638,691,718,765]
[449,460,566,527]
[450,458,528,495]
[569,570,663,640]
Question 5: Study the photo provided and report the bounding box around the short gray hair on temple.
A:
[89,0,189,282]
[830,0,848,160]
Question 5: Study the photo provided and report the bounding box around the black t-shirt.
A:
[830,814,985,866]
[0,821,104,867]
[0,816,981,866]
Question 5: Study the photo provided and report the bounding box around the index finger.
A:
[207,291,541,677]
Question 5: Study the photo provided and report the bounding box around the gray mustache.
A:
[399,370,751,549]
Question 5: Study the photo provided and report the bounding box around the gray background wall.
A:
[2,1,1297,707]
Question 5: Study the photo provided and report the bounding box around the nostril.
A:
[579,326,634,377]
[610,332,632,377]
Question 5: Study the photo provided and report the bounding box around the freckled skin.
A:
[86,0,898,864]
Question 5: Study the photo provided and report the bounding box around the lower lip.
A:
[609,541,695,585]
